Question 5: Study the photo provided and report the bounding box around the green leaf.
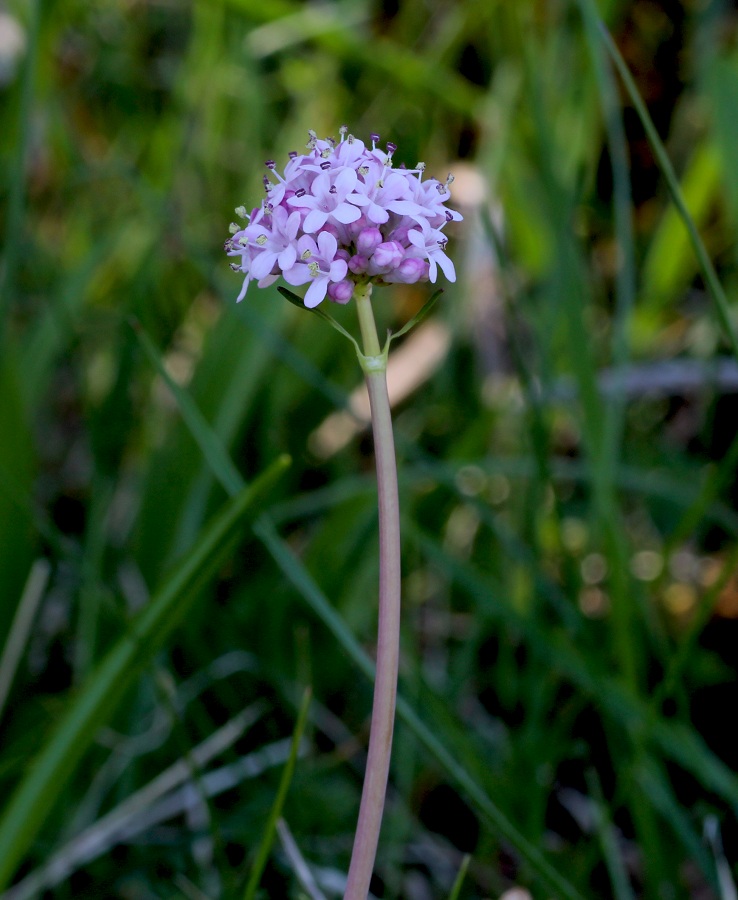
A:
[447,854,471,900]
[277,286,361,355]
[242,686,312,900]
[0,456,290,890]
[387,288,443,345]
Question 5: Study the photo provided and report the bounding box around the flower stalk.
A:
[344,282,402,900]
[224,129,460,897]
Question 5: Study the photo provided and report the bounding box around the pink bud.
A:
[385,257,429,284]
[327,279,354,304]
[348,254,369,274]
[368,241,404,275]
[356,227,383,256]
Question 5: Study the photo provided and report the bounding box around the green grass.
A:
[1,0,738,897]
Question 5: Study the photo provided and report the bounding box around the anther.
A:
[320,161,331,170]
[339,125,348,140]
[235,205,248,218]
[329,185,337,194]
[301,249,312,260]
[265,160,276,169]
[308,261,320,276]
[295,188,306,197]
[228,222,239,234]
[386,141,397,156]
[256,234,268,246]
[230,262,241,271]
[288,150,298,159]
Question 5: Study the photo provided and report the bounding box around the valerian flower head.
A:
[225,129,462,308]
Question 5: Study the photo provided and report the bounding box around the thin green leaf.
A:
[132,318,244,497]
[387,289,443,345]
[243,687,312,900]
[277,287,361,354]
[587,5,738,362]
[0,457,290,891]
[447,854,471,900]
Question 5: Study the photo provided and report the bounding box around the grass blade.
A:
[447,854,471,900]
[587,3,738,361]
[0,457,290,890]
[242,686,312,900]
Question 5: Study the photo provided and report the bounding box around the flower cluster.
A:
[224,128,462,308]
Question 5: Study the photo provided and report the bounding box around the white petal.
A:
[304,277,328,308]
[435,250,456,283]
[304,209,327,233]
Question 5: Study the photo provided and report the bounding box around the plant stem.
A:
[344,284,401,900]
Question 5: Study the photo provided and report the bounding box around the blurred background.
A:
[1,0,738,897]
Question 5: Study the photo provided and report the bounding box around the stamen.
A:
[263,175,272,191]
[238,236,249,246]
[347,133,355,144]
[306,130,318,149]
[230,262,241,271]
[320,148,331,159]
[445,173,455,186]
[265,160,276,169]
[256,234,268,246]
[445,210,453,222]
[288,150,298,159]
[228,222,239,234]
[358,165,369,176]
[339,125,348,141]
[329,185,337,194]
[320,161,331,170]
[235,205,248,218]
[308,261,320,276]
[386,141,397,157]
[301,249,312,260]
[370,132,380,146]
[295,188,306,197]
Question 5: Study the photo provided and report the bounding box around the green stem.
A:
[345,284,401,899]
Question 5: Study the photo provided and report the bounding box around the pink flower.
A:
[283,232,349,308]
[225,129,461,306]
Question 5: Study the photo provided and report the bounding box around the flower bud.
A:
[356,227,383,256]
[327,279,354,304]
[348,254,369,274]
[385,257,429,284]
[368,241,404,275]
